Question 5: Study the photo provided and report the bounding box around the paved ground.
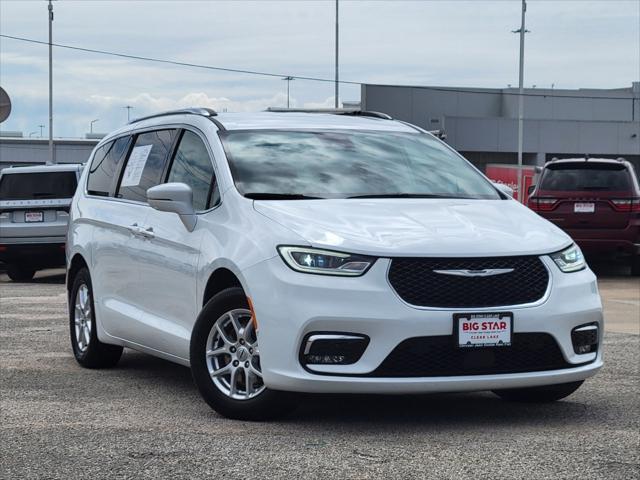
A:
[0,266,638,479]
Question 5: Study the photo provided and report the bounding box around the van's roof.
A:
[107,110,422,139]
[0,164,83,175]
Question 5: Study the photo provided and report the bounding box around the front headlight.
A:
[278,246,375,276]
[550,244,586,273]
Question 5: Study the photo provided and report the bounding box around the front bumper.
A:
[242,256,603,394]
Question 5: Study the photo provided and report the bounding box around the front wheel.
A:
[190,287,296,420]
[492,380,584,403]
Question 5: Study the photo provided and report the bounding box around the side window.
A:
[167,130,217,211]
[117,129,177,202]
[87,136,131,196]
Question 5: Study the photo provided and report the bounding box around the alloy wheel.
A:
[205,308,265,400]
[74,284,92,352]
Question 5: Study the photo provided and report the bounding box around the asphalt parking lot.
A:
[1,264,638,479]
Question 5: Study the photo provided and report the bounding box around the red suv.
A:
[528,158,640,275]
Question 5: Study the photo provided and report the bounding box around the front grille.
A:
[370,333,587,377]
[388,256,549,308]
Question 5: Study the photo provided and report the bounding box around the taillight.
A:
[610,198,640,212]
[528,197,558,212]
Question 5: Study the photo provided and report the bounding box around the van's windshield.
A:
[221,130,500,200]
[0,172,78,200]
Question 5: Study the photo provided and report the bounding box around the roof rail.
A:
[129,107,218,125]
[265,107,392,120]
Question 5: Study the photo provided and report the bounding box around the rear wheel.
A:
[6,264,36,282]
[492,380,584,403]
[190,287,296,420]
[69,267,123,368]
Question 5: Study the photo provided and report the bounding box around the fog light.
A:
[301,333,369,366]
[571,324,598,355]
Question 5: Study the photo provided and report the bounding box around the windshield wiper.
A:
[346,193,469,199]
[244,193,325,200]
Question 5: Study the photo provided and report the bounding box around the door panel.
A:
[134,211,202,358]
[128,129,217,359]
[89,199,149,339]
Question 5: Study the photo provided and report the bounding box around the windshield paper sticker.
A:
[121,144,153,187]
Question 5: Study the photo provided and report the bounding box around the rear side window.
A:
[540,163,632,191]
[117,129,177,202]
[167,131,217,211]
[0,172,77,200]
[87,136,131,196]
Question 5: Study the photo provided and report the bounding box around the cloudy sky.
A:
[0,0,638,138]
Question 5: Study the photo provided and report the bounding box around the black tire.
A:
[631,254,640,277]
[492,380,584,403]
[190,287,297,420]
[7,264,36,282]
[69,267,123,368]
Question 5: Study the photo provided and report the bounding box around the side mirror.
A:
[492,182,514,198]
[147,182,197,231]
[527,185,536,195]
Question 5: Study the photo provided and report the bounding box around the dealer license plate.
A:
[25,211,44,222]
[574,202,595,213]
[456,312,512,348]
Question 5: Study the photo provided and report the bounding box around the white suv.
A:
[67,108,603,420]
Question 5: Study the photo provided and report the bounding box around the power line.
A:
[1,33,636,101]
[0,34,360,86]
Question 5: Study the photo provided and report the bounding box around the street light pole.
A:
[90,119,99,134]
[282,77,294,108]
[48,0,54,164]
[513,0,528,203]
[38,124,44,137]
[334,0,339,108]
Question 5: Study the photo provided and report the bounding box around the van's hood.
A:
[254,199,572,257]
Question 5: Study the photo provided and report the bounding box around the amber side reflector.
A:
[247,297,258,331]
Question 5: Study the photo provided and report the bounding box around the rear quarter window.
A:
[0,172,78,200]
[540,163,632,191]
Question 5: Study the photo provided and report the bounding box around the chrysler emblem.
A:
[433,268,514,277]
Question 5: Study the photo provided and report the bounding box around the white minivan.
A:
[67,108,602,420]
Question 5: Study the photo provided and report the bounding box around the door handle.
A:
[139,226,155,239]
[128,223,154,239]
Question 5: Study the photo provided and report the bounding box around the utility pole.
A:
[282,77,294,108]
[125,105,133,123]
[513,0,529,203]
[48,0,54,164]
[90,119,99,134]
[334,0,339,108]
[38,124,44,137]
